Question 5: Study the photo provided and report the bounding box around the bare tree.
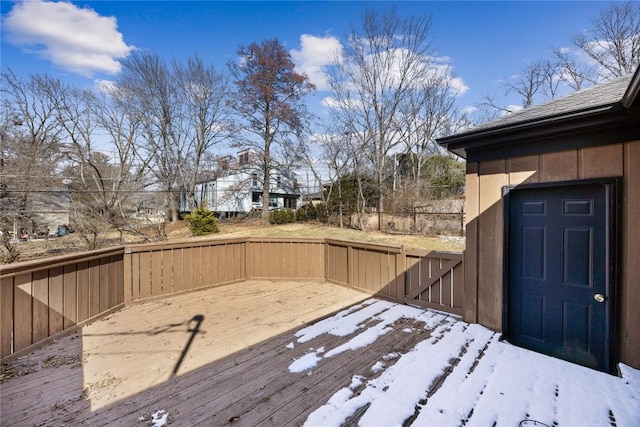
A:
[479,2,639,121]
[396,64,461,205]
[228,39,315,220]
[572,1,640,79]
[118,51,184,222]
[91,86,158,239]
[310,127,353,227]
[505,60,547,109]
[174,56,233,213]
[0,69,64,239]
[552,48,598,91]
[327,7,438,229]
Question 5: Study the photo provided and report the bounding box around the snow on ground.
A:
[287,298,640,427]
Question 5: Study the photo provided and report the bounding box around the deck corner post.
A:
[395,247,406,304]
[347,245,355,287]
[123,247,133,306]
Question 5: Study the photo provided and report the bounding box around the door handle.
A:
[594,293,605,303]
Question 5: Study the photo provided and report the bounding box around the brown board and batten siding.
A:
[440,67,640,370]
[622,142,640,366]
[464,141,640,368]
[0,247,124,359]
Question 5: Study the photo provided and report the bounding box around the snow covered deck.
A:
[1,280,638,426]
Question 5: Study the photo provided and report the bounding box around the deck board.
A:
[1,280,372,426]
[2,280,638,427]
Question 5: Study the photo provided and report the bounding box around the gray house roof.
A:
[438,66,640,161]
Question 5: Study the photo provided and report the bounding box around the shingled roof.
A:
[438,66,640,161]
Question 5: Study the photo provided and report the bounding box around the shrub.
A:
[295,207,307,222]
[269,209,296,224]
[295,204,321,222]
[314,203,328,222]
[305,204,319,220]
[184,205,219,236]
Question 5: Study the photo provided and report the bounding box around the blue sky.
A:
[1,0,616,117]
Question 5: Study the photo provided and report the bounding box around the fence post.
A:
[123,247,132,305]
[347,245,354,287]
[395,246,406,304]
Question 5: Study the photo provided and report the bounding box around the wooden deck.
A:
[1,280,638,427]
[0,280,376,426]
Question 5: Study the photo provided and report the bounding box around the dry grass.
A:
[4,220,464,264]
[169,220,465,252]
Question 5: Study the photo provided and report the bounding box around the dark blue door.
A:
[508,183,611,371]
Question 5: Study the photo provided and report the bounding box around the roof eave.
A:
[622,66,640,108]
[438,103,625,159]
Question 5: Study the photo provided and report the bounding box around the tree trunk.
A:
[168,191,179,222]
[338,180,343,228]
[262,143,270,220]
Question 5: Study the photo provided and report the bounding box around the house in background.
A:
[33,192,71,235]
[181,150,301,217]
[438,66,640,373]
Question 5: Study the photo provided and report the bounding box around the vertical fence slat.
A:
[77,262,89,322]
[138,253,151,299]
[116,255,124,306]
[173,248,184,293]
[196,246,205,288]
[394,250,405,303]
[109,255,120,307]
[209,245,219,285]
[347,245,354,286]
[63,265,77,329]
[201,246,211,287]
[184,247,194,290]
[237,243,246,281]
[151,251,163,295]
[89,259,101,317]
[32,270,49,343]
[162,249,174,294]
[1,276,14,357]
[48,267,64,336]
[99,259,110,312]
[13,274,32,351]
[453,261,465,309]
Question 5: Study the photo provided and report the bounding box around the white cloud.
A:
[290,34,343,91]
[427,61,469,96]
[448,76,469,96]
[3,0,133,76]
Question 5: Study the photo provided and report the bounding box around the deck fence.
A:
[1,237,463,360]
[1,247,124,359]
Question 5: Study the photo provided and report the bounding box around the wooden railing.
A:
[325,240,465,315]
[124,238,247,304]
[1,247,125,359]
[325,239,405,302]
[1,237,463,360]
[246,238,325,280]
